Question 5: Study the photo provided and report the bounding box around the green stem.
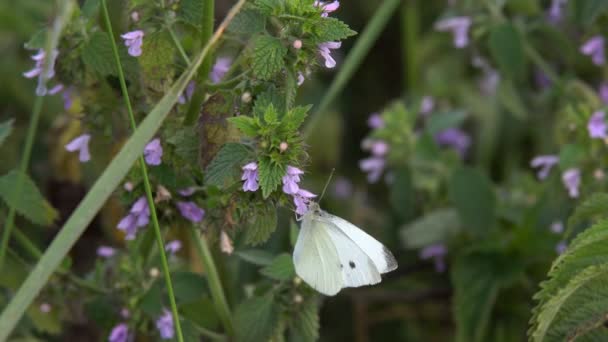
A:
[303,0,402,139]
[401,0,418,93]
[184,0,216,125]
[0,95,44,270]
[168,26,191,65]
[101,1,184,341]
[189,228,234,335]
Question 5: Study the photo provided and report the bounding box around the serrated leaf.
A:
[172,272,209,303]
[228,116,259,137]
[252,35,287,80]
[0,170,58,226]
[228,8,265,34]
[400,208,461,249]
[254,0,282,15]
[139,31,175,91]
[180,296,220,330]
[165,126,199,161]
[0,119,15,147]
[285,105,311,130]
[243,201,278,245]
[81,32,137,79]
[234,293,279,342]
[566,193,608,237]
[314,17,357,42]
[178,0,203,28]
[258,157,285,198]
[235,249,275,266]
[289,298,320,342]
[488,23,525,80]
[254,86,285,118]
[260,253,295,280]
[205,143,252,188]
[263,104,278,124]
[448,167,496,237]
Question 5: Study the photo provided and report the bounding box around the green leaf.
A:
[400,208,461,249]
[84,297,115,330]
[497,80,527,120]
[254,86,285,118]
[205,143,252,188]
[180,296,220,330]
[260,253,295,280]
[263,104,279,124]
[252,35,287,80]
[178,0,204,28]
[566,193,608,237]
[81,32,137,79]
[488,23,525,80]
[253,0,282,15]
[140,281,164,316]
[314,17,357,43]
[24,29,46,50]
[573,0,608,27]
[228,8,265,34]
[559,144,585,170]
[285,105,311,130]
[0,170,58,226]
[234,293,279,342]
[425,110,467,135]
[81,0,100,17]
[258,157,285,198]
[235,249,275,266]
[448,167,496,237]
[289,298,320,342]
[165,126,199,161]
[139,31,175,91]
[0,118,14,147]
[172,272,209,303]
[26,305,61,335]
[228,116,259,137]
[389,168,415,220]
[243,201,278,245]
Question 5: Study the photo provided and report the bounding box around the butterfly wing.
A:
[325,213,398,274]
[293,213,343,296]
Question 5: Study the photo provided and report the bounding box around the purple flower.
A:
[435,16,471,48]
[435,128,471,157]
[39,303,51,313]
[120,308,130,319]
[371,141,389,156]
[332,177,353,199]
[176,201,205,223]
[319,42,341,68]
[108,323,129,342]
[535,70,552,90]
[293,189,316,216]
[550,221,564,234]
[600,83,608,104]
[297,72,306,86]
[548,0,567,23]
[420,96,435,116]
[117,196,150,240]
[282,166,304,195]
[419,244,447,273]
[530,155,559,180]
[121,30,144,57]
[588,111,607,139]
[178,187,196,196]
[62,87,73,110]
[97,246,116,258]
[562,168,581,198]
[165,240,182,254]
[144,138,163,165]
[156,310,174,340]
[367,113,384,129]
[210,57,232,83]
[241,162,259,192]
[581,36,605,66]
[177,81,196,104]
[359,157,385,183]
[556,241,567,254]
[48,83,64,95]
[65,134,91,162]
[314,0,340,17]
[23,48,59,96]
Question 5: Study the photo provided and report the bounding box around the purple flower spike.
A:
[165,240,182,254]
[210,57,232,83]
[530,155,559,180]
[367,113,384,129]
[241,162,259,192]
[97,246,116,258]
[581,36,605,66]
[65,134,92,162]
[282,166,304,195]
[435,128,471,158]
[318,41,341,68]
[314,0,340,17]
[588,111,607,139]
[359,157,385,183]
[176,201,205,223]
[144,138,163,166]
[293,189,316,216]
[419,244,447,273]
[121,30,144,57]
[435,16,472,48]
[156,310,174,340]
[117,196,150,240]
[108,323,129,342]
[562,168,581,198]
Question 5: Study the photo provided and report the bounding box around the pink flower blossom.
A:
[97,246,116,258]
[39,303,51,313]
[121,30,144,57]
[293,189,316,215]
[550,221,564,234]
[156,310,174,340]
[117,196,150,240]
[581,36,605,66]
[420,96,435,115]
[435,16,471,48]
[562,168,581,198]
[23,48,59,96]
[165,240,182,254]
[367,113,384,129]
[419,244,447,273]
[314,1,339,17]
[241,162,259,192]
[109,323,130,342]
[359,157,385,183]
[319,42,341,68]
[65,134,91,162]
[282,166,304,195]
[530,155,559,180]
[144,138,163,165]
[588,111,607,139]
[210,57,232,83]
[176,201,205,223]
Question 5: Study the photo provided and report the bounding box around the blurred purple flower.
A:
[117,196,150,240]
[165,240,182,254]
[108,323,129,342]
[120,308,130,319]
[23,48,59,96]
[600,83,608,104]
[562,168,581,198]
[293,189,316,216]
[156,310,174,340]
[332,177,353,199]
[435,128,471,158]
[39,303,51,313]
[65,134,91,162]
[121,30,144,57]
[550,221,564,234]
[580,36,605,66]
[283,166,304,195]
[420,96,435,116]
[419,244,447,273]
[144,138,163,166]
[370,141,389,156]
[48,83,64,95]
[367,113,384,129]
[241,162,259,192]
[97,246,116,258]
[535,70,552,90]
[314,0,339,17]
[62,87,74,110]
[210,57,231,83]
[530,155,559,180]
[176,201,205,223]
[359,157,385,183]
[435,16,471,48]
[548,0,567,23]
[177,81,196,104]
[556,241,567,254]
[178,187,196,196]
[588,111,607,139]
[319,41,341,68]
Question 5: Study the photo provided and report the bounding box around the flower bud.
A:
[124,182,134,192]
[293,276,302,285]
[293,294,303,303]
[155,184,172,203]
[149,267,160,278]
[279,142,288,152]
[131,11,139,22]
[293,39,303,49]
[241,91,252,103]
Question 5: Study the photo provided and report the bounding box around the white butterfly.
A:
[293,203,398,296]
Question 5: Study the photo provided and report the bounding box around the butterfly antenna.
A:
[318,168,335,202]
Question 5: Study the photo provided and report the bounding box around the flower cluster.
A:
[359,139,389,183]
[23,48,60,96]
[117,196,150,240]
[435,16,471,48]
[121,30,144,57]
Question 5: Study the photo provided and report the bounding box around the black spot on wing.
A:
[349,261,356,269]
